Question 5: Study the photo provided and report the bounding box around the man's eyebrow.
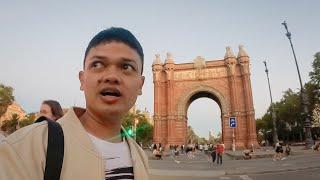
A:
[89,55,108,61]
[122,58,138,64]
[89,56,137,63]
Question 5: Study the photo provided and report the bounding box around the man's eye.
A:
[91,61,103,69]
[123,64,135,71]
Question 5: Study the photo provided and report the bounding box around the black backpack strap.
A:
[35,116,64,180]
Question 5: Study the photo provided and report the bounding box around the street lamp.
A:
[281,21,313,148]
[263,61,279,144]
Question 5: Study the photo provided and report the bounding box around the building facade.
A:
[0,102,26,125]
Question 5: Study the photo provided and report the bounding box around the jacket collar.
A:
[58,107,145,158]
[58,107,99,154]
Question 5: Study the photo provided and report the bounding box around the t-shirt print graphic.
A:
[87,133,134,180]
[105,166,134,180]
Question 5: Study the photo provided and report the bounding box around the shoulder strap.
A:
[35,116,64,180]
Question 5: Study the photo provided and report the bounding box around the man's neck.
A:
[79,110,122,143]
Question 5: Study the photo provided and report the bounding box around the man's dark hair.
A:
[84,27,144,74]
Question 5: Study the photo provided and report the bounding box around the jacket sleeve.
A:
[0,123,48,180]
[0,141,31,179]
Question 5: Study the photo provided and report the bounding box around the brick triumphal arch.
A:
[152,45,258,149]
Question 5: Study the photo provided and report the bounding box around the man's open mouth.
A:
[100,88,121,97]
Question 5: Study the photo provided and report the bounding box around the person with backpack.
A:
[0,27,149,180]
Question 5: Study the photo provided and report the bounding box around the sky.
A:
[1,0,319,138]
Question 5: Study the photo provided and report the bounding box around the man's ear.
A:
[79,71,84,91]
[138,76,145,95]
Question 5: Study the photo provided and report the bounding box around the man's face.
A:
[79,41,144,120]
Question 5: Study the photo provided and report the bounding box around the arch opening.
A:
[187,96,222,144]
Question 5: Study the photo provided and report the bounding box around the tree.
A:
[312,104,320,137]
[257,88,305,143]
[257,52,320,144]
[1,113,19,134]
[187,126,199,144]
[304,52,320,139]
[256,117,271,144]
[136,118,153,146]
[198,137,208,144]
[312,104,320,127]
[121,110,153,146]
[0,84,15,118]
[19,113,37,128]
[309,52,320,89]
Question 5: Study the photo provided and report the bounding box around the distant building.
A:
[0,102,26,126]
[129,105,153,125]
[142,108,153,126]
[209,130,215,142]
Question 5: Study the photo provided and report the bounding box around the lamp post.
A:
[232,129,235,152]
[263,61,279,144]
[281,21,313,148]
[134,118,139,141]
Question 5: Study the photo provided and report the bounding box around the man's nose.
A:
[99,67,121,84]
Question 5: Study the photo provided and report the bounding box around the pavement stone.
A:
[148,148,320,177]
[150,169,225,177]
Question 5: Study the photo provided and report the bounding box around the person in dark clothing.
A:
[285,144,291,156]
[273,142,284,161]
[211,146,217,163]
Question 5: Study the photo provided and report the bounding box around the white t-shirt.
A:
[88,133,134,180]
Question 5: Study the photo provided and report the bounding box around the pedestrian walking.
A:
[211,145,217,163]
[216,141,224,165]
[285,144,291,156]
[186,143,195,159]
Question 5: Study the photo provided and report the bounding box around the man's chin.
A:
[98,108,125,120]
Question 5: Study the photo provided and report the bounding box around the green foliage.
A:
[19,113,37,128]
[198,137,208,144]
[136,118,153,145]
[1,113,19,134]
[312,104,320,128]
[258,52,320,143]
[308,52,320,138]
[121,110,153,145]
[0,84,15,117]
[0,112,36,134]
[187,126,199,143]
[257,89,305,144]
[19,119,34,128]
[309,52,320,88]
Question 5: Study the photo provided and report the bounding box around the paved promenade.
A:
[147,146,320,180]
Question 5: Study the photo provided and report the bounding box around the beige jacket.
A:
[0,108,149,180]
